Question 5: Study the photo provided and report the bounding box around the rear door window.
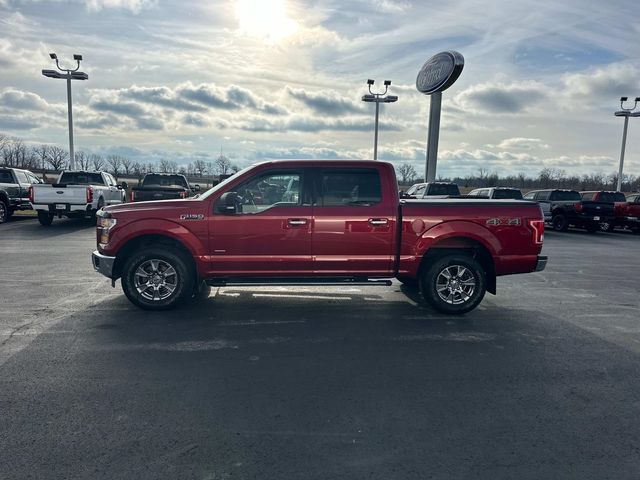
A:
[0,170,13,183]
[581,192,594,201]
[319,169,382,206]
[535,191,551,201]
[599,192,626,202]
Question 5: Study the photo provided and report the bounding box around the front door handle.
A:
[369,218,389,226]
[287,218,308,227]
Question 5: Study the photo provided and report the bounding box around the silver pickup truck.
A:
[30,171,127,226]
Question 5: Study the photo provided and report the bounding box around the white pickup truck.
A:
[30,171,127,226]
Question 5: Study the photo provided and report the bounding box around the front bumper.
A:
[535,255,548,272]
[92,250,116,279]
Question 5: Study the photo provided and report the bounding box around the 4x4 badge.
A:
[180,213,204,220]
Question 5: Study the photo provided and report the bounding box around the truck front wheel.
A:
[421,254,486,314]
[121,247,195,310]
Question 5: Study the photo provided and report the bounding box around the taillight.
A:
[130,190,135,202]
[574,202,583,213]
[28,185,34,203]
[86,186,93,204]
[529,219,544,245]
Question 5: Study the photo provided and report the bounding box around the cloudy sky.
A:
[1,0,640,178]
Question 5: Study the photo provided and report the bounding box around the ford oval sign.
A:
[416,51,464,95]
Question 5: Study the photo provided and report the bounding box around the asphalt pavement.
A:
[1,216,640,479]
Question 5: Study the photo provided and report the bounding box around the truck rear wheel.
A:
[421,254,486,314]
[121,247,195,310]
[37,211,54,226]
[0,201,8,224]
[551,214,568,231]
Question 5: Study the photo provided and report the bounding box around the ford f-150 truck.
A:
[130,173,200,202]
[0,167,42,223]
[580,190,627,231]
[523,189,614,232]
[30,170,127,225]
[92,160,546,314]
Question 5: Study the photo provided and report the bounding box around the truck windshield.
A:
[599,192,626,202]
[429,184,460,196]
[493,189,523,199]
[59,172,104,185]
[142,174,188,188]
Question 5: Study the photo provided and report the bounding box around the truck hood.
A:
[104,198,199,215]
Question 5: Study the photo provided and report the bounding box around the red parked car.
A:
[92,160,546,314]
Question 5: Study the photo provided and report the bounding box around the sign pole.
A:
[425,91,442,182]
[416,51,464,183]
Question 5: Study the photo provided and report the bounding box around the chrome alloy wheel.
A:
[435,265,476,305]
[134,259,178,301]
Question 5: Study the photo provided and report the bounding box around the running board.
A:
[205,277,393,287]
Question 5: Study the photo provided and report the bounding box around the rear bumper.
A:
[92,250,116,279]
[32,203,92,213]
[535,255,548,272]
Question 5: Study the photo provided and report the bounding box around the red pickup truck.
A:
[92,160,546,314]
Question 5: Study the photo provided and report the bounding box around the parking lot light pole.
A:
[361,79,398,160]
[614,96,640,192]
[42,53,89,170]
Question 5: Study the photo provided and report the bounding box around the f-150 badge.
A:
[180,213,204,220]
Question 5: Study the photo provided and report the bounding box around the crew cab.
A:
[0,167,42,223]
[468,187,523,200]
[623,193,640,233]
[580,191,627,232]
[130,173,200,202]
[402,182,460,198]
[30,170,126,226]
[92,160,546,314]
[523,189,613,232]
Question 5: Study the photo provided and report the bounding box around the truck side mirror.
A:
[193,184,201,192]
[217,191,239,214]
[120,181,128,190]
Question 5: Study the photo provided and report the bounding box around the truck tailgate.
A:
[32,184,88,205]
[580,201,614,218]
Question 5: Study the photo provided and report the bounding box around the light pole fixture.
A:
[361,79,398,160]
[614,96,640,192]
[42,53,88,170]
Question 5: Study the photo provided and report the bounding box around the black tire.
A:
[0,200,8,224]
[551,214,568,231]
[91,198,104,220]
[599,221,615,232]
[121,247,195,310]
[37,211,54,226]
[421,254,486,314]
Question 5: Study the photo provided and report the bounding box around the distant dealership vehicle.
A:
[0,167,42,223]
[623,193,640,234]
[468,187,523,200]
[402,182,460,198]
[92,160,545,314]
[580,191,627,232]
[130,173,200,202]
[30,171,126,226]
[524,189,614,232]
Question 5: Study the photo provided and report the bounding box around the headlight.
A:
[97,217,117,230]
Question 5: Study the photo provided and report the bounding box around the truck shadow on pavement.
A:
[11,217,95,237]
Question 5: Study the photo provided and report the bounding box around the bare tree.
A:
[90,154,105,171]
[75,151,92,170]
[33,145,50,171]
[46,146,69,171]
[214,154,232,176]
[193,159,207,177]
[121,157,133,175]
[158,159,172,173]
[106,155,123,177]
[397,163,417,184]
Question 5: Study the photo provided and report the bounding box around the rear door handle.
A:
[369,218,389,226]
[287,218,308,226]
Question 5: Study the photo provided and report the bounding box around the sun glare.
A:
[235,0,298,42]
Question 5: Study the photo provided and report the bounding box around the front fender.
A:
[106,218,207,258]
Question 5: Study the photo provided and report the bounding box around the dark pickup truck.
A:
[0,167,42,223]
[130,173,200,202]
[524,189,614,232]
[580,191,627,232]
